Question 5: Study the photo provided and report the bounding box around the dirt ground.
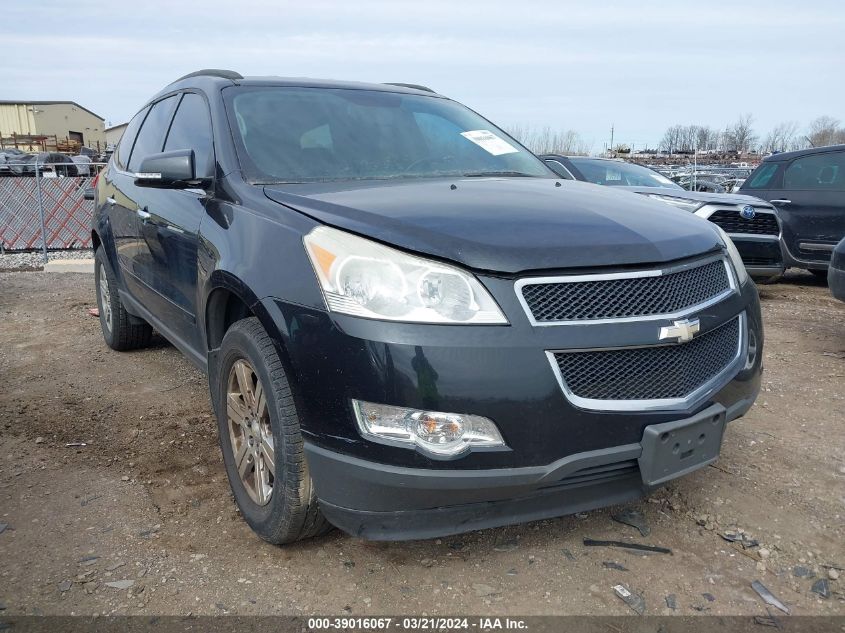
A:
[0,270,843,617]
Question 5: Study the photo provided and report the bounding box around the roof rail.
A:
[174,69,243,82]
[383,82,436,93]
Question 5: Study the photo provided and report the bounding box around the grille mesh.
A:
[521,258,730,322]
[707,209,779,236]
[554,316,741,401]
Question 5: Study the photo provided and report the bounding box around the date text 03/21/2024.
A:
[306,617,529,630]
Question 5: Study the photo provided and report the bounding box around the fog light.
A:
[352,400,505,457]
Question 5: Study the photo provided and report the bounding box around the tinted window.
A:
[164,93,214,177]
[784,151,845,190]
[227,87,551,182]
[745,162,779,189]
[127,95,178,172]
[115,107,148,170]
[569,158,682,189]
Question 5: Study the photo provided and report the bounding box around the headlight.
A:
[713,225,749,286]
[642,193,705,213]
[304,226,507,324]
[352,400,506,457]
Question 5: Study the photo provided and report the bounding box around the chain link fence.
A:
[0,162,106,260]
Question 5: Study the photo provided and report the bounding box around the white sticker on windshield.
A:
[460,130,519,156]
[606,169,622,181]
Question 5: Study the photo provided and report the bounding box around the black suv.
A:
[543,155,784,281]
[92,70,763,543]
[740,145,845,278]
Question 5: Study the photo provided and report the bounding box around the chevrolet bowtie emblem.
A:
[659,318,700,343]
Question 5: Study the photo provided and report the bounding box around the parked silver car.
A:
[543,155,785,281]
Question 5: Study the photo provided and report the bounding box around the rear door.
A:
[100,106,148,288]
[778,150,845,267]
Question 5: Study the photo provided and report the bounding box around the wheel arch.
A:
[90,217,122,284]
[204,270,304,436]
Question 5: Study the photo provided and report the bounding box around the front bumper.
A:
[728,234,784,279]
[306,399,754,540]
[261,266,763,539]
[693,204,784,279]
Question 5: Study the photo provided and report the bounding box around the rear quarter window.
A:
[114,107,148,171]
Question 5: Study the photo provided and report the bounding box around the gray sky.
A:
[2,0,843,151]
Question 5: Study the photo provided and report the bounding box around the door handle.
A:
[770,199,791,205]
[106,197,116,206]
[136,208,151,220]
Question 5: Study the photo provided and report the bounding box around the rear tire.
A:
[94,247,152,351]
[214,317,331,544]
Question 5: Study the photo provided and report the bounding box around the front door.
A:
[129,92,216,355]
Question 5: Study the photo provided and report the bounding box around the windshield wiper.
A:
[461,171,536,178]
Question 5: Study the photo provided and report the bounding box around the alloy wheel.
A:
[226,359,274,505]
[98,263,112,333]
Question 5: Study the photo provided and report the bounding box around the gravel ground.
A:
[0,249,93,272]
[0,269,843,618]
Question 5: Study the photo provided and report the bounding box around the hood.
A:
[614,186,773,208]
[264,178,723,274]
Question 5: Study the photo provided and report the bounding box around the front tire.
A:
[214,317,330,544]
[94,247,152,351]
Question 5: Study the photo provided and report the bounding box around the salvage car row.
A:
[0,147,107,177]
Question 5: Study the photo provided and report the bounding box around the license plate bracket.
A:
[638,404,727,487]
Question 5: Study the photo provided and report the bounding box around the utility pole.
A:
[609,124,615,158]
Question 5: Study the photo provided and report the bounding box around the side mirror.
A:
[83,187,95,200]
[134,149,202,188]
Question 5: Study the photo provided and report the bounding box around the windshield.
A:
[226,86,552,183]
[570,158,682,189]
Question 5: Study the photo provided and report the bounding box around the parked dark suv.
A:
[740,145,845,279]
[543,155,784,281]
[92,70,763,543]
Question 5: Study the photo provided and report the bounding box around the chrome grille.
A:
[708,209,779,236]
[519,256,732,324]
[551,315,743,406]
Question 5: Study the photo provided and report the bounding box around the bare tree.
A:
[660,124,718,154]
[762,121,800,153]
[695,126,717,152]
[806,116,845,148]
[725,114,758,154]
[660,125,684,154]
[506,124,592,155]
[680,125,697,152]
